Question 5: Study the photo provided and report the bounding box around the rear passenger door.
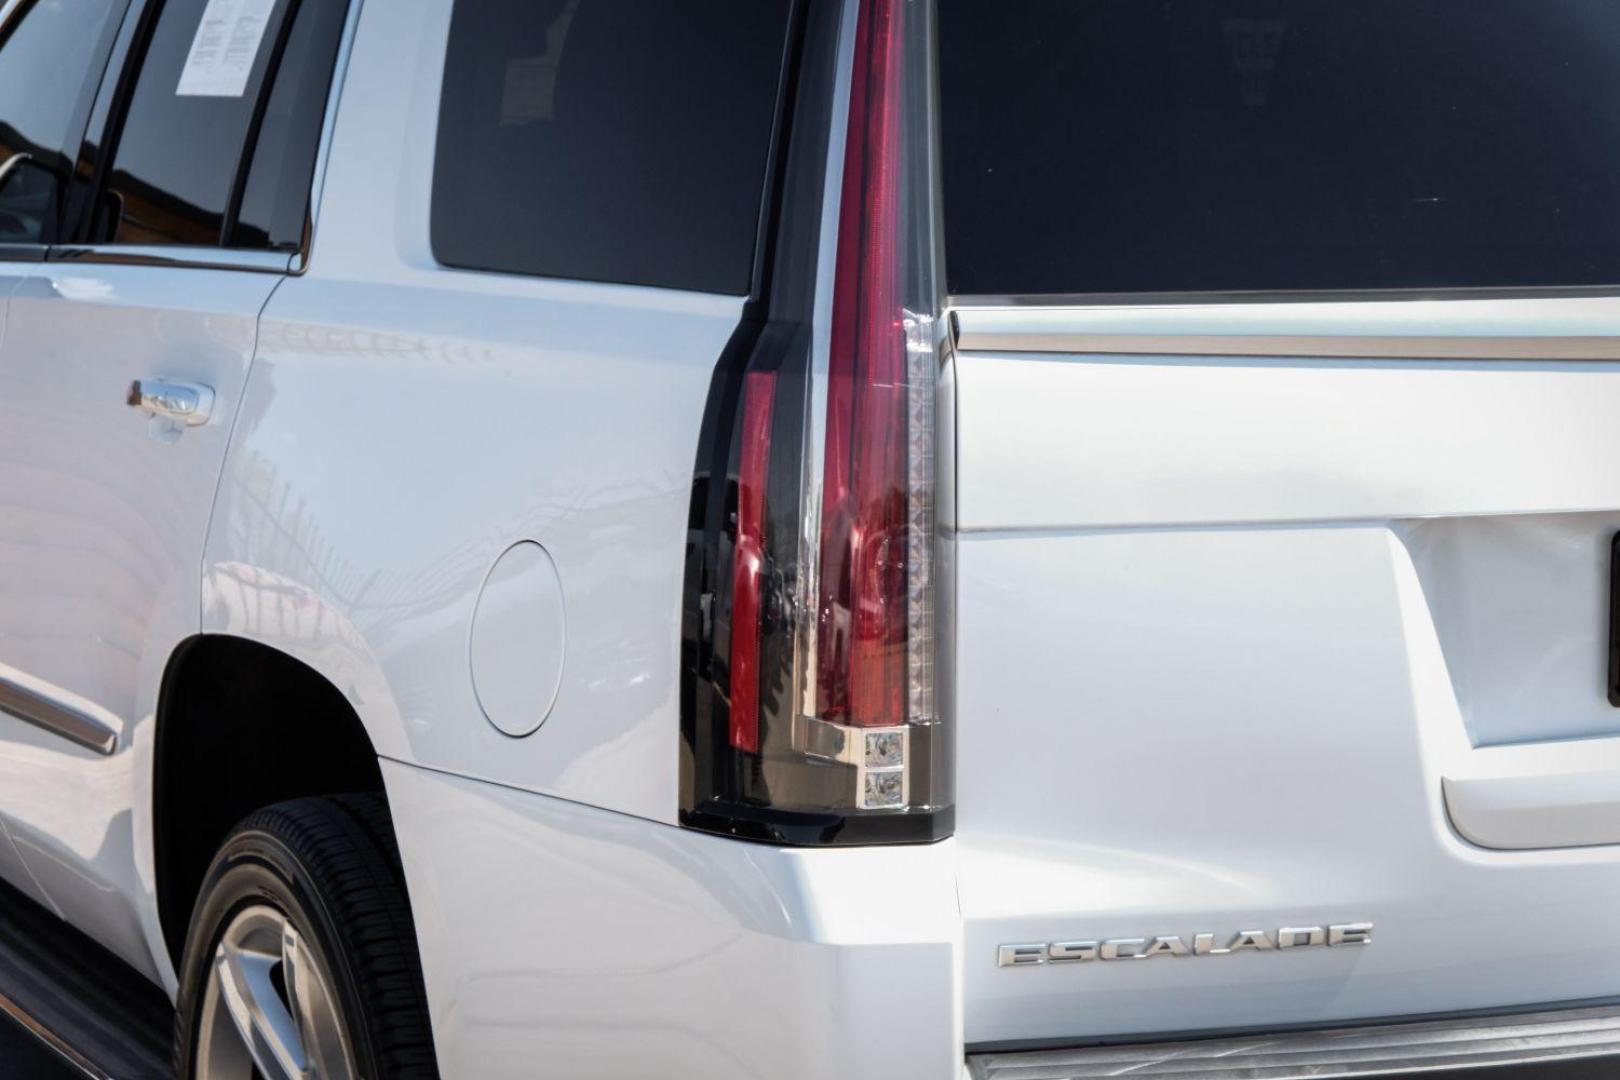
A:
[0,0,349,977]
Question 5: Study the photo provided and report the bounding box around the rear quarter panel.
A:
[200,0,742,823]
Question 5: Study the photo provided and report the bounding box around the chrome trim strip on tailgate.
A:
[967,1003,1620,1079]
[0,676,117,756]
[951,296,1620,360]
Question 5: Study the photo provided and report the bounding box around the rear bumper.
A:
[381,760,964,1080]
[968,1002,1620,1079]
[383,759,1620,1080]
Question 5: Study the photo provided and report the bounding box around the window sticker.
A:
[176,0,276,98]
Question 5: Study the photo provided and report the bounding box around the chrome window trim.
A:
[0,243,45,262]
[951,292,1620,360]
[47,244,291,274]
[292,0,364,275]
[0,676,117,756]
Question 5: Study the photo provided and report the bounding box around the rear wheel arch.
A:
[154,635,389,970]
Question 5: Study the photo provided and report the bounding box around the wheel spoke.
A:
[214,938,307,1080]
[282,924,354,1080]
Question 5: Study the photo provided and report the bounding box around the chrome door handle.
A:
[128,379,215,426]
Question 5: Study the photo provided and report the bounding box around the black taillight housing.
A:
[681,0,951,846]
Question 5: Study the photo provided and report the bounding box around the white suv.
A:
[4,0,1620,1077]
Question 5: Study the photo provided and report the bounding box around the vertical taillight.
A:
[683,0,949,844]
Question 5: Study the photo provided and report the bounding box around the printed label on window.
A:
[176,0,276,98]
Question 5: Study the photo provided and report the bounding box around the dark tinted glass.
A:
[100,0,289,246]
[0,0,123,243]
[939,0,1620,296]
[433,0,790,295]
[234,0,348,249]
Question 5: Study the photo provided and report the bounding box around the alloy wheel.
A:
[195,905,356,1080]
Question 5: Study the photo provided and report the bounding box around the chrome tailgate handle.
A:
[128,379,214,426]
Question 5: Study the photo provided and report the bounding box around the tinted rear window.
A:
[433,0,791,295]
[939,0,1620,296]
[101,0,289,246]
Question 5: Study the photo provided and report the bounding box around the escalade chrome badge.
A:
[998,923,1372,967]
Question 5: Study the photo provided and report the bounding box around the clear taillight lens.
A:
[683,0,949,845]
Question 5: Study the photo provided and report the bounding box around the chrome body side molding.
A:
[951,294,1620,360]
[0,677,117,756]
[968,1002,1620,1079]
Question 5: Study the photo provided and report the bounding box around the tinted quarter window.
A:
[98,0,291,246]
[234,0,349,249]
[433,0,791,295]
[940,1,1620,296]
[0,0,124,244]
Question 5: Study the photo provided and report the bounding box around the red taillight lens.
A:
[818,0,908,730]
[682,0,949,842]
[729,371,776,753]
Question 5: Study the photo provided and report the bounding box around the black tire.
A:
[174,794,440,1079]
